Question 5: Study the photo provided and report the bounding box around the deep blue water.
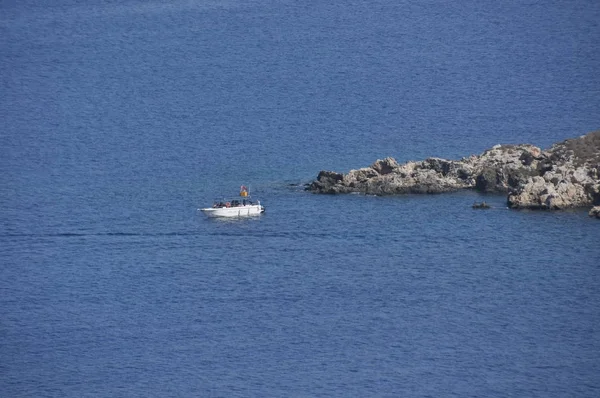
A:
[2,0,600,396]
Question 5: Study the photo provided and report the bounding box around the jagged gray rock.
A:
[307,131,600,212]
[507,132,600,209]
[308,144,545,195]
[590,206,600,218]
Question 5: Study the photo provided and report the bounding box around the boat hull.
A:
[200,204,264,218]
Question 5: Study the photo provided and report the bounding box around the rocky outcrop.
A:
[308,145,546,195]
[307,131,600,211]
[590,206,600,218]
[507,132,600,209]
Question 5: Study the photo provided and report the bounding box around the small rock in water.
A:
[472,202,491,209]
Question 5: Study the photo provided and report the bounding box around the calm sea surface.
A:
[2,0,600,396]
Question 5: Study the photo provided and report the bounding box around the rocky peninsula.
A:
[307,131,600,212]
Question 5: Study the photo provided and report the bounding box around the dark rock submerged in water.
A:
[307,131,600,212]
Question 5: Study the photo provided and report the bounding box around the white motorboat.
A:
[200,186,265,218]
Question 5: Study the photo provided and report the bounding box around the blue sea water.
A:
[1,0,600,396]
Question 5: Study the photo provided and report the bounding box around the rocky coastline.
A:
[307,131,600,213]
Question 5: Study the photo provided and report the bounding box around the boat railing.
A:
[212,198,256,208]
